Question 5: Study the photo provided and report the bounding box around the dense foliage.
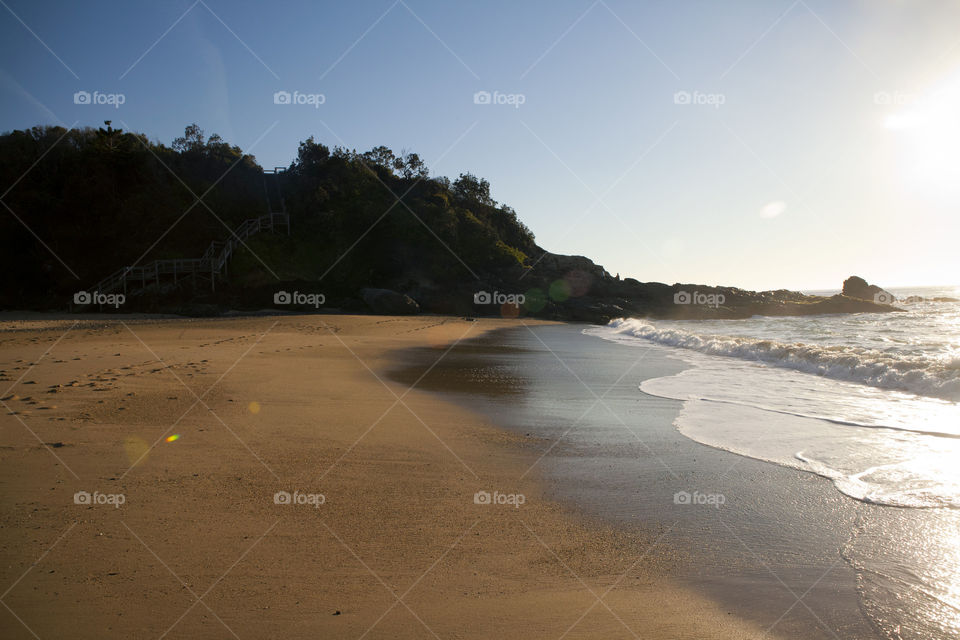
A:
[0,123,536,308]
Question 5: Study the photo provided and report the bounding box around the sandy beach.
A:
[0,313,777,639]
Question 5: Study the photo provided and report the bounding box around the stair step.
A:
[90,175,289,297]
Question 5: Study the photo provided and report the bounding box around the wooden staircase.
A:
[92,168,289,296]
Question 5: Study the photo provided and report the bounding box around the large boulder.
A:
[360,288,420,315]
[842,276,896,304]
[559,298,626,323]
[533,252,611,282]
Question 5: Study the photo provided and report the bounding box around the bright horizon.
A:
[3,0,959,291]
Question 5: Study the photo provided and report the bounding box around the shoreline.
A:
[389,322,879,639]
[1,313,773,638]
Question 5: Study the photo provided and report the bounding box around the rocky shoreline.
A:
[401,251,905,323]
[55,249,909,324]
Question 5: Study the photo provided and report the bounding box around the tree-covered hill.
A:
[0,123,899,321]
[0,123,536,313]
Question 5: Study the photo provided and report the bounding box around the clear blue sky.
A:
[3,0,959,290]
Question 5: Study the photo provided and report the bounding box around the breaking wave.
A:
[607,317,960,401]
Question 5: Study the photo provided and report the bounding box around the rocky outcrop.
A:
[532,253,612,282]
[472,252,905,323]
[360,288,420,315]
[347,255,904,324]
[842,276,895,304]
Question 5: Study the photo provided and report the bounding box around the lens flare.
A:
[248,401,261,414]
[549,279,571,302]
[123,436,149,465]
[165,434,180,443]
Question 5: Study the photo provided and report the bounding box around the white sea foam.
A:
[585,297,960,636]
[584,302,960,509]
[604,317,960,401]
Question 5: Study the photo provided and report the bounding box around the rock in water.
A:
[842,276,896,303]
[360,288,420,315]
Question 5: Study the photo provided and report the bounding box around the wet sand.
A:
[0,313,774,639]
[390,323,880,639]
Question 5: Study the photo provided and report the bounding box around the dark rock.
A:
[842,276,896,304]
[360,288,420,315]
[533,253,611,282]
[557,298,625,323]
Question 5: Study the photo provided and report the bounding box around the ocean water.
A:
[585,285,960,639]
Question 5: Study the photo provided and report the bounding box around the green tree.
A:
[397,152,428,180]
[362,145,396,173]
[453,173,493,205]
[172,123,205,153]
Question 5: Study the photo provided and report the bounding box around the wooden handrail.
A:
[93,208,290,295]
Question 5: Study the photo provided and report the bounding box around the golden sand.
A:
[0,313,774,638]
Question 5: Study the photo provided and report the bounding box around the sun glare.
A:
[884,69,960,204]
